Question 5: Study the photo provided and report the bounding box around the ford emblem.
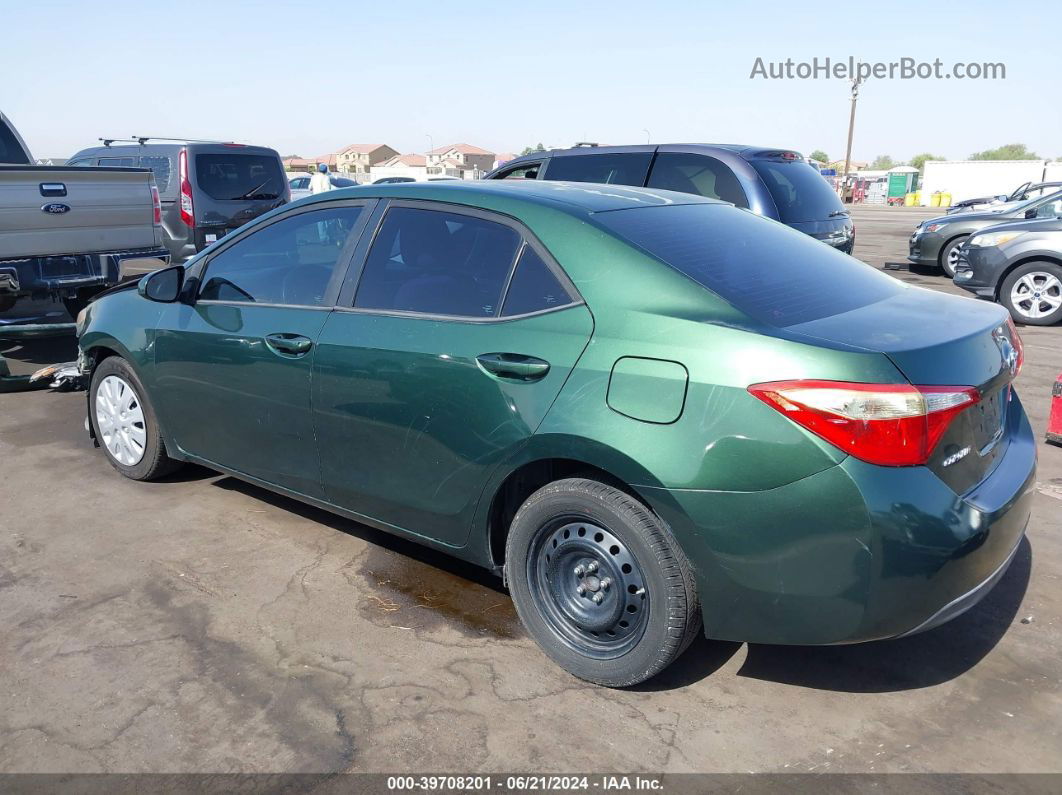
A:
[41,203,71,214]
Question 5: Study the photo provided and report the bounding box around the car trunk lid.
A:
[787,286,1020,493]
[189,147,287,247]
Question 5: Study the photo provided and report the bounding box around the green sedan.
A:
[77,181,1035,687]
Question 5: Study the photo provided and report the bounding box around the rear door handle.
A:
[265,333,313,357]
[476,353,550,382]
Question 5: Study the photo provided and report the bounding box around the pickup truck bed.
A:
[0,165,168,314]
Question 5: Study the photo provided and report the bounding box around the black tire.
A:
[89,356,182,480]
[505,478,701,687]
[1000,261,1062,326]
[939,236,968,278]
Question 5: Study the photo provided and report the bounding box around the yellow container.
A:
[930,192,942,207]
[904,192,916,207]
[940,192,952,207]
[912,191,922,206]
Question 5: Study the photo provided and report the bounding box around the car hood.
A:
[967,217,1062,236]
[922,207,1017,227]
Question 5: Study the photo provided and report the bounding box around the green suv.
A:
[77,181,1035,686]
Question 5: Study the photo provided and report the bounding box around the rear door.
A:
[312,201,594,546]
[747,154,853,247]
[153,200,373,496]
[189,146,288,249]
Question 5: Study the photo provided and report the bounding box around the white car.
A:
[288,174,358,200]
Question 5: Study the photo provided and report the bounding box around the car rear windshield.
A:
[194,153,284,201]
[594,204,901,326]
[0,121,30,164]
[749,158,845,223]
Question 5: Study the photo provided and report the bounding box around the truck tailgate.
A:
[0,166,160,259]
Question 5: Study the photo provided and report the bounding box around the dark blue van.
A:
[486,144,854,254]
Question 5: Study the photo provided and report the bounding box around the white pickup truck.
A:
[1,110,169,316]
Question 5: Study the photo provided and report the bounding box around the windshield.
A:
[749,158,846,223]
[595,203,901,326]
[195,153,284,201]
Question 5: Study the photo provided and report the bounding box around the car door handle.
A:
[265,333,313,357]
[476,353,550,382]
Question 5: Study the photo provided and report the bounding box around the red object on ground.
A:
[1049,372,1062,446]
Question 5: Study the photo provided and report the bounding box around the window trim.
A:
[189,198,378,310]
[333,198,583,324]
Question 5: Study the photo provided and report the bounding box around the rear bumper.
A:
[640,393,1037,645]
[0,248,169,297]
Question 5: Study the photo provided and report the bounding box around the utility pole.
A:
[842,76,864,185]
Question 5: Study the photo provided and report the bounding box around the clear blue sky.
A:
[4,0,1059,162]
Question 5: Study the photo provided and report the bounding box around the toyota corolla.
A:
[75,181,1035,687]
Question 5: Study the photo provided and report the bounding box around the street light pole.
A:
[842,76,863,184]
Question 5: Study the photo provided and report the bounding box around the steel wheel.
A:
[527,518,650,660]
[1010,271,1062,320]
[95,374,147,466]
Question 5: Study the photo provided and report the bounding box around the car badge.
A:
[41,203,71,214]
[992,324,1019,378]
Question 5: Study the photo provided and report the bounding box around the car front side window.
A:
[199,205,363,306]
[353,207,521,318]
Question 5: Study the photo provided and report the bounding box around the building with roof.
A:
[368,154,430,182]
[426,143,496,176]
[335,144,400,177]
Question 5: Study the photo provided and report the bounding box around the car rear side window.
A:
[502,246,573,316]
[354,207,521,318]
[750,159,845,223]
[98,156,137,167]
[139,155,173,193]
[647,153,749,208]
[495,162,542,180]
[195,153,284,201]
[0,122,30,164]
[199,205,362,306]
[544,153,652,186]
[595,204,901,326]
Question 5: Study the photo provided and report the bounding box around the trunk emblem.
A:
[41,203,71,214]
[942,446,971,467]
[992,324,1019,378]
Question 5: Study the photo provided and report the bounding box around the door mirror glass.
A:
[138,266,184,303]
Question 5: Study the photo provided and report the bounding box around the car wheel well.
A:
[994,256,1062,300]
[487,458,642,570]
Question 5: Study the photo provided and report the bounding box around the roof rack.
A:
[99,135,232,147]
[573,142,599,148]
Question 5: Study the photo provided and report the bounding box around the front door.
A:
[153,201,370,497]
[313,202,593,547]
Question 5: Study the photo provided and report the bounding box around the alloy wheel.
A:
[527,518,650,659]
[1010,271,1062,320]
[95,375,147,466]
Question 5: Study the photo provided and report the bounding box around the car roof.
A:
[70,142,280,158]
[296,179,722,215]
[500,143,789,164]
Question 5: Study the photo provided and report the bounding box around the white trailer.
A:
[919,160,1053,205]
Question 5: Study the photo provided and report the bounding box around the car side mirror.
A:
[138,265,184,303]
[1025,208,1038,219]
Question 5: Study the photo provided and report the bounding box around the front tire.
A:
[939,236,968,278]
[505,478,701,687]
[1000,262,1062,326]
[89,356,182,480]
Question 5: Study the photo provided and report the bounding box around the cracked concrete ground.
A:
[1,206,1060,773]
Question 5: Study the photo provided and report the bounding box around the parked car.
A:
[909,189,1062,276]
[373,176,416,184]
[485,144,856,254]
[947,181,1062,215]
[68,140,289,264]
[76,180,1032,687]
[954,213,1062,325]
[289,174,358,200]
[1,111,168,316]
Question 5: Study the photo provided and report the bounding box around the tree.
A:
[870,154,898,170]
[969,143,1039,161]
[809,150,829,164]
[520,142,547,156]
[909,153,946,172]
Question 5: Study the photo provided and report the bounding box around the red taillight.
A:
[150,185,162,225]
[178,149,194,227]
[1006,316,1024,376]
[747,380,980,467]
